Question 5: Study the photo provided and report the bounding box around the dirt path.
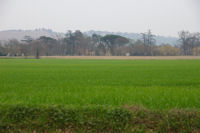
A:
[41,56,200,60]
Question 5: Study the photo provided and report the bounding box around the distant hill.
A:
[0,29,64,43]
[85,30,178,45]
[0,29,178,45]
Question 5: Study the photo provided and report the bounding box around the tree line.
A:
[0,30,200,58]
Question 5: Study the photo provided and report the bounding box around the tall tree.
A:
[101,35,129,55]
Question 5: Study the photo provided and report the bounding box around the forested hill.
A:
[0,29,178,45]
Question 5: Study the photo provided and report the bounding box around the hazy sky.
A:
[0,0,199,36]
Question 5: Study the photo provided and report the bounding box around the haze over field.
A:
[0,0,199,37]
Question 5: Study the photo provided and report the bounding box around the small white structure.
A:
[126,53,130,56]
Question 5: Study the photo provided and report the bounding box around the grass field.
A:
[1,58,200,132]
[0,59,200,109]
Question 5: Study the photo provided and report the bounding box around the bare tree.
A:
[178,31,200,55]
[141,30,156,56]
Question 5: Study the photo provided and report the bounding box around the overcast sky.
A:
[0,0,199,37]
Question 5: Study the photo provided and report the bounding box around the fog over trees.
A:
[0,30,199,58]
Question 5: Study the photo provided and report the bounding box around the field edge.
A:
[1,56,200,60]
[0,105,200,133]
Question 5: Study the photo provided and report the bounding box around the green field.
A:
[1,59,200,109]
[1,59,200,132]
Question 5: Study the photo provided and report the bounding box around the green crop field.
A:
[1,59,200,132]
[0,59,200,109]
